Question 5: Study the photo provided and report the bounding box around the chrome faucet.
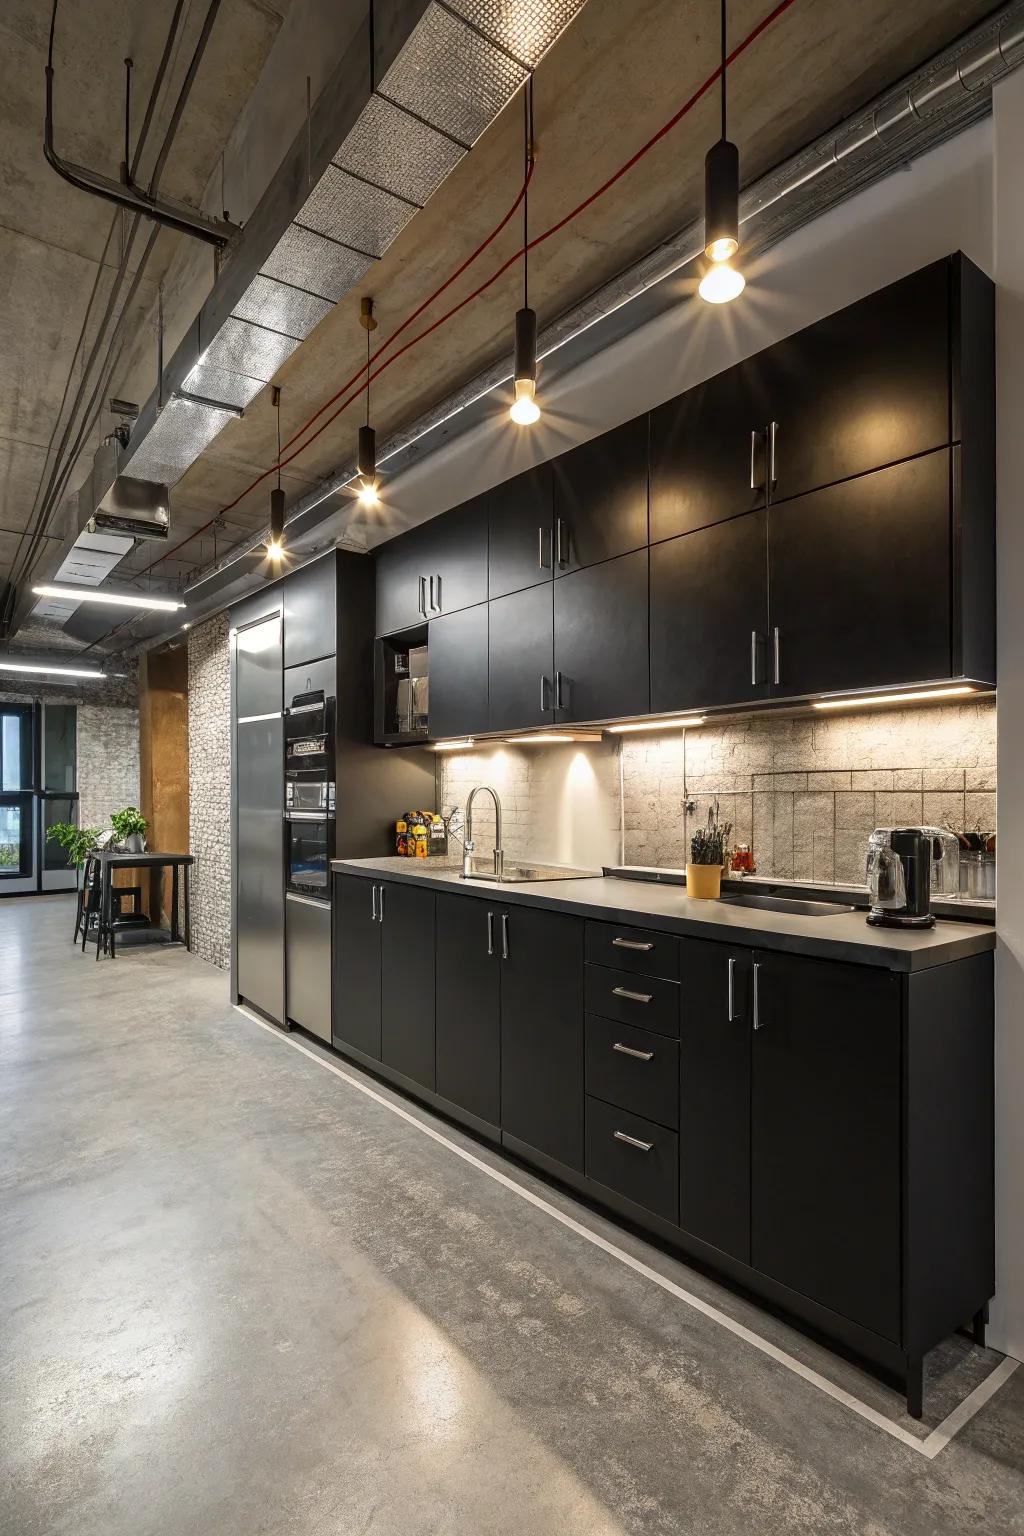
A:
[464,785,504,880]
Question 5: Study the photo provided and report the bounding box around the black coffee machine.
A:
[865,827,937,929]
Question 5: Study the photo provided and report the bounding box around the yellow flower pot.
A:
[686,862,723,900]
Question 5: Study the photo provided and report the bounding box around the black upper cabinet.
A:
[551,415,649,576]
[765,260,951,505]
[501,905,584,1171]
[650,512,769,714]
[554,548,649,723]
[435,894,502,1127]
[768,449,952,698]
[380,881,435,1090]
[488,465,553,599]
[678,940,751,1264]
[649,357,772,543]
[429,604,489,739]
[750,951,902,1341]
[488,583,553,732]
[283,552,336,668]
[332,874,382,1059]
[375,496,488,635]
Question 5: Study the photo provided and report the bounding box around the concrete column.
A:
[993,64,1024,1362]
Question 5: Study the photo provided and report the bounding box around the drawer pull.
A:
[613,1130,654,1152]
[612,985,652,1004]
[612,937,654,952]
[613,1041,654,1061]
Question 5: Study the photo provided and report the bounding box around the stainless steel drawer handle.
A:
[614,1130,654,1152]
[611,937,653,952]
[486,910,495,956]
[613,1041,654,1061]
[612,985,652,1004]
[753,960,763,1030]
[501,911,509,961]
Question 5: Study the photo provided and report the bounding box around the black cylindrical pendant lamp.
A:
[269,486,285,545]
[510,306,540,425]
[358,424,376,482]
[704,137,739,262]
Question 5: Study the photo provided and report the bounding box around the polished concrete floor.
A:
[3,894,1023,1536]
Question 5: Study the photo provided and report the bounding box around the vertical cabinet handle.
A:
[727,956,736,1022]
[749,429,761,491]
[753,961,763,1030]
[433,573,442,612]
[772,627,781,686]
[371,884,377,922]
[378,884,386,923]
[501,912,509,960]
[768,420,779,490]
[538,526,549,570]
[418,575,427,618]
[486,910,494,956]
[750,631,760,687]
[556,517,568,566]
[541,674,550,712]
[555,670,565,711]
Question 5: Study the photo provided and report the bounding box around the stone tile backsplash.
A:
[621,699,997,885]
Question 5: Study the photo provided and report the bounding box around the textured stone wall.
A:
[187,614,231,969]
[621,698,997,885]
[76,705,141,831]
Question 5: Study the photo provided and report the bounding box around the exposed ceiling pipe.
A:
[138,0,1024,645]
[43,0,239,248]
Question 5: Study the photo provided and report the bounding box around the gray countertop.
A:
[331,857,996,973]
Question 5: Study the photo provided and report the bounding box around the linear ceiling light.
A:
[0,659,106,679]
[31,584,184,612]
[430,738,476,751]
[812,686,976,711]
[607,716,705,733]
[504,731,603,744]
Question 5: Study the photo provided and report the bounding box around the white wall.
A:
[993,67,1024,1363]
[405,110,1023,1360]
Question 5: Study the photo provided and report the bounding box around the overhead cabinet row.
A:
[374,254,994,734]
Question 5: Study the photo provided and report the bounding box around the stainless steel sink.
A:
[719,892,857,917]
[461,857,600,884]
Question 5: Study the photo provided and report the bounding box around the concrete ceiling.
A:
[0,0,1001,649]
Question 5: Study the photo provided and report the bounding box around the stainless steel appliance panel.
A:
[286,892,332,1042]
[236,614,282,718]
[237,715,285,1022]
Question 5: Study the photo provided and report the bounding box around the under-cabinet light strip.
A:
[607,716,705,733]
[812,686,975,711]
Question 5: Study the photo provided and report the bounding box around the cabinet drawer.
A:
[585,1097,680,1224]
[585,1015,679,1129]
[585,921,679,980]
[585,963,680,1038]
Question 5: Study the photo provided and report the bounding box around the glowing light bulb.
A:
[266,538,284,560]
[698,262,745,304]
[358,477,380,507]
[706,235,738,262]
[510,377,541,425]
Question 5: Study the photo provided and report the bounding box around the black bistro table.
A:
[94,851,194,960]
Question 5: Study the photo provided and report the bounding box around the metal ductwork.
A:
[87,437,170,542]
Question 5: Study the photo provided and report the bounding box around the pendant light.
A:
[267,386,285,561]
[510,78,540,426]
[357,297,380,505]
[699,0,745,304]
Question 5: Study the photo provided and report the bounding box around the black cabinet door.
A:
[435,894,502,1126]
[766,258,951,504]
[283,552,336,667]
[650,512,769,714]
[501,905,584,1171]
[554,548,649,723]
[488,583,553,732]
[429,604,489,739]
[488,465,553,599]
[551,415,649,576]
[375,525,430,636]
[679,940,751,1263]
[649,357,771,543]
[768,449,952,698]
[332,874,382,1058]
[380,880,435,1089]
[750,950,901,1341]
[427,495,489,616]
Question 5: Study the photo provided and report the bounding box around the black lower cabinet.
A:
[501,905,584,1170]
[749,950,902,1341]
[332,874,383,1058]
[428,604,489,739]
[435,893,501,1126]
[678,940,752,1264]
[585,1095,679,1224]
[379,882,435,1090]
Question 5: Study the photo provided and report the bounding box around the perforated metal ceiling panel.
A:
[447,0,585,69]
[201,317,301,383]
[232,274,334,340]
[260,224,374,303]
[181,360,265,410]
[333,91,465,205]
[297,164,416,258]
[124,396,240,487]
[379,4,527,148]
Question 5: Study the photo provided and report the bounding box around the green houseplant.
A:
[46,821,102,883]
[686,800,733,901]
[110,806,148,854]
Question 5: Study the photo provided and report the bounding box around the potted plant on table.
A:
[687,800,732,900]
[110,806,148,854]
[46,822,102,888]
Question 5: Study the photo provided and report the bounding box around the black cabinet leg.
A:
[906,1358,923,1420]
[972,1307,987,1348]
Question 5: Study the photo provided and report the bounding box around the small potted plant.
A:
[110,806,148,854]
[687,800,732,900]
[46,822,102,887]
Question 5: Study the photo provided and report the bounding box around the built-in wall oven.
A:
[284,678,336,901]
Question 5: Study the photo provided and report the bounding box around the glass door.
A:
[0,702,36,891]
[40,704,78,891]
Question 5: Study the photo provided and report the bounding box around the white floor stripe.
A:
[235,1005,1019,1460]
